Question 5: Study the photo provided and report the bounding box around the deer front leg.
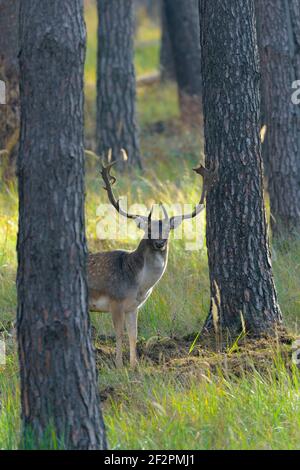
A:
[125,310,138,368]
[112,306,125,368]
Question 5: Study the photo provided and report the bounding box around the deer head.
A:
[100,159,205,251]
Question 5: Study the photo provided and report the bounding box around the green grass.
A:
[1,119,300,449]
[0,184,17,329]
[85,1,98,86]
[2,355,300,450]
[0,1,300,451]
[103,361,300,450]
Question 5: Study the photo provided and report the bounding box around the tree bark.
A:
[17,0,106,449]
[160,1,176,82]
[256,0,300,236]
[97,0,141,168]
[0,0,20,180]
[200,0,282,341]
[134,0,159,22]
[162,0,202,126]
[144,0,159,21]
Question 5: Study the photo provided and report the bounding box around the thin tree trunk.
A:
[0,0,20,180]
[160,1,176,82]
[17,0,106,449]
[134,0,159,22]
[97,0,141,169]
[256,0,300,236]
[145,0,159,21]
[162,0,202,127]
[200,0,282,342]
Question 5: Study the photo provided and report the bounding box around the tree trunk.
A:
[0,0,20,181]
[255,0,300,236]
[200,0,282,342]
[134,0,159,22]
[96,0,141,169]
[145,0,159,21]
[17,0,106,449]
[162,0,202,127]
[160,1,176,82]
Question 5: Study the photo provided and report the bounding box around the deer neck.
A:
[129,238,168,292]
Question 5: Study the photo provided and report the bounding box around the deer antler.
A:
[168,162,219,229]
[101,154,218,231]
[100,159,149,224]
[169,202,204,229]
[193,161,219,204]
[168,166,204,229]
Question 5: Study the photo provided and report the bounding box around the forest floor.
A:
[1,1,300,450]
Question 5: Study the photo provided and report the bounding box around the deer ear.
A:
[134,216,148,231]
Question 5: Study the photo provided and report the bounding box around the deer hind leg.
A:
[125,310,138,368]
[111,305,125,368]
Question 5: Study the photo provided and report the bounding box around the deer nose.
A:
[154,240,166,250]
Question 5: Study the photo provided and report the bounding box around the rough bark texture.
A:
[162,0,202,126]
[17,0,106,449]
[97,0,141,168]
[0,0,20,180]
[256,0,300,236]
[200,0,282,340]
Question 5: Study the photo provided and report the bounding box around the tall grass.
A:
[3,353,300,449]
[104,361,300,450]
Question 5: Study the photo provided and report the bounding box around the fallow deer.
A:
[88,161,206,368]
